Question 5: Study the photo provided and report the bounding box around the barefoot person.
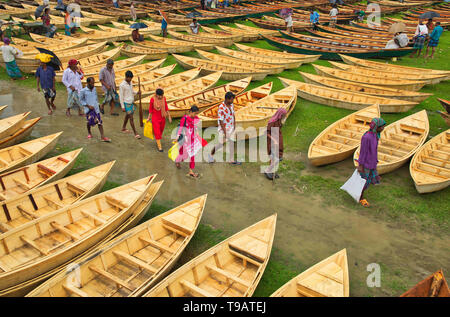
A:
[329,5,338,28]
[356,118,386,207]
[62,59,84,116]
[147,88,172,152]
[79,77,111,142]
[35,59,56,115]
[425,22,443,59]
[99,59,119,116]
[175,106,202,178]
[119,71,141,139]
[411,20,428,58]
[0,38,26,80]
[264,108,287,180]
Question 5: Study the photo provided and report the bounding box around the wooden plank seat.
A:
[13,178,32,190]
[112,250,158,273]
[43,195,64,209]
[139,236,175,254]
[162,210,197,235]
[105,195,129,209]
[20,235,49,255]
[400,123,425,135]
[161,223,189,237]
[80,210,106,224]
[228,249,263,266]
[88,265,134,291]
[51,221,80,240]
[180,279,215,297]
[18,146,33,157]
[206,264,251,287]
[63,284,89,297]
[228,233,269,264]
[37,164,57,177]
[354,114,374,124]
[57,156,70,163]
[66,181,87,196]
[0,157,10,166]
[0,221,13,233]
[297,282,326,297]
[16,204,39,219]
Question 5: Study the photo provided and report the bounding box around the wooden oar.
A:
[138,76,143,127]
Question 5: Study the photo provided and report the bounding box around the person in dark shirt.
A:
[35,61,56,115]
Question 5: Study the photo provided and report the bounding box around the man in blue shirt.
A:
[309,9,320,31]
[425,22,444,59]
[35,61,56,115]
[79,77,111,142]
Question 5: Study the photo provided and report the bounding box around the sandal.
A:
[135,134,141,139]
[87,134,93,139]
[360,199,370,207]
[230,161,242,165]
[121,129,131,134]
[175,163,181,169]
[101,137,112,143]
[188,172,199,178]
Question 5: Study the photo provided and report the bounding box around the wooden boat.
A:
[121,44,168,60]
[147,35,213,51]
[69,45,123,70]
[1,4,35,18]
[1,179,163,297]
[28,33,87,46]
[10,37,86,55]
[339,54,450,80]
[168,31,234,47]
[300,72,432,103]
[168,77,251,118]
[196,49,284,75]
[78,26,130,43]
[0,160,115,232]
[0,148,82,202]
[234,23,280,37]
[143,214,277,297]
[313,64,426,92]
[46,42,109,65]
[279,78,416,113]
[0,117,41,150]
[81,10,119,24]
[110,21,160,35]
[308,105,380,167]
[27,195,206,297]
[132,20,188,33]
[215,46,302,70]
[94,63,175,94]
[131,38,192,54]
[271,249,349,297]
[0,112,31,141]
[0,106,6,115]
[197,26,243,42]
[409,130,450,194]
[140,71,223,104]
[438,98,450,114]
[216,24,260,42]
[91,7,131,20]
[328,61,447,85]
[248,17,308,33]
[0,175,155,291]
[234,43,320,63]
[0,132,62,174]
[354,110,429,175]
[307,29,390,46]
[400,269,450,297]
[172,54,269,81]
[234,85,297,140]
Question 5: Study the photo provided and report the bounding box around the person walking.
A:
[147,88,172,152]
[282,8,294,33]
[190,18,200,34]
[411,20,428,58]
[62,59,84,116]
[112,0,119,8]
[119,71,141,139]
[35,59,56,115]
[329,5,338,28]
[64,9,71,36]
[0,38,26,80]
[356,118,386,207]
[130,2,137,21]
[425,21,443,59]
[264,108,287,180]
[175,106,202,178]
[99,59,119,116]
[208,91,241,165]
[79,77,111,142]
[309,8,320,30]
[41,8,57,38]
[161,15,168,37]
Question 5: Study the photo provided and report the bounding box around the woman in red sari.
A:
[147,88,172,152]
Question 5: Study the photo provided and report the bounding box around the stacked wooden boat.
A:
[234,43,320,64]
[249,16,309,32]
[78,26,132,43]
[0,116,41,150]
[121,44,168,60]
[168,31,235,48]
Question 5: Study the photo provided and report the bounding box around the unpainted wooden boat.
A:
[0,148,82,202]
[410,130,450,194]
[11,36,88,53]
[271,249,349,297]
[168,77,251,118]
[354,110,429,174]
[1,4,35,17]
[0,106,6,115]
[58,45,123,73]
[300,72,432,103]
[168,31,234,47]
[0,175,156,291]
[215,46,302,70]
[313,64,426,92]
[248,17,308,33]
[0,117,41,150]
[308,105,380,167]
[234,22,280,37]
[234,43,320,63]
[438,98,450,114]
[216,24,260,42]
[196,49,284,75]
[400,269,450,297]
[141,71,223,104]
[121,44,168,60]
[0,112,31,141]
[0,132,62,174]
[131,38,192,54]
[198,82,274,128]
[143,214,277,297]
[0,160,115,232]
[235,85,298,140]
[29,33,87,46]
[81,10,119,24]
[110,21,160,35]
[279,78,416,113]
[78,26,129,42]
[197,25,243,42]
[172,54,269,81]
[27,194,206,297]
[147,35,213,51]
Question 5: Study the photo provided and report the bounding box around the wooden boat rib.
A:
[216,24,260,42]
[234,23,280,37]
[279,78,416,113]
[138,68,202,99]
[168,31,234,47]
[121,44,168,60]
[172,54,268,82]
[354,110,429,175]
[313,64,426,91]
[271,249,349,297]
[131,38,192,54]
[143,214,277,297]
[215,46,302,70]
[0,148,82,202]
[0,112,31,141]
[147,35,213,51]
[0,117,41,150]
[198,82,273,128]
[339,54,450,80]
[234,43,320,63]
[28,194,206,297]
[400,269,450,297]
[0,175,156,291]
[329,61,447,85]
[0,160,115,232]
[308,105,380,167]
[196,49,284,75]
[234,85,298,140]
[197,26,243,42]
[168,77,251,118]
[300,72,432,103]
[410,129,450,194]
[0,132,62,174]
[141,71,223,104]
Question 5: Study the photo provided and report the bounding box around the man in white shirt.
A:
[283,9,293,33]
[62,59,84,116]
[385,32,409,49]
[329,5,338,28]
[190,19,200,34]
[119,71,141,139]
